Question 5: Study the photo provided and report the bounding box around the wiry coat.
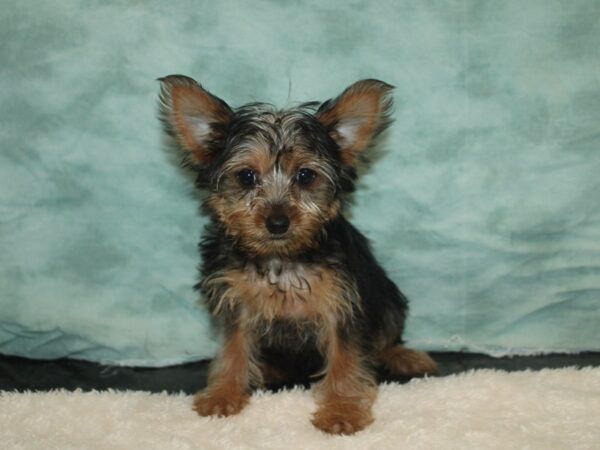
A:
[158,75,436,435]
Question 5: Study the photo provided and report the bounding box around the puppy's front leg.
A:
[194,322,259,417]
[312,327,377,435]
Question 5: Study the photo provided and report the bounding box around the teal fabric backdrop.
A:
[1,0,599,365]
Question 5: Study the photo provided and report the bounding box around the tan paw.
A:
[380,347,438,377]
[311,404,374,435]
[193,391,249,417]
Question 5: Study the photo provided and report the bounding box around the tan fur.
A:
[165,80,231,164]
[378,346,438,377]
[221,139,274,177]
[203,262,357,324]
[193,325,260,417]
[205,142,341,257]
[317,80,393,166]
[312,323,377,435]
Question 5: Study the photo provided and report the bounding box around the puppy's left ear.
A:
[317,79,394,166]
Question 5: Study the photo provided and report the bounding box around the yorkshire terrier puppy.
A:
[158,75,437,435]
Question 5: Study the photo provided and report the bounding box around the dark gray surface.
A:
[2,352,600,394]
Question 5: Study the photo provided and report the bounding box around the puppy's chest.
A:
[220,259,344,320]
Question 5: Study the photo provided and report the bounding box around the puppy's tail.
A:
[378,346,438,377]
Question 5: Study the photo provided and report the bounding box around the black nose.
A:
[266,214,290,235]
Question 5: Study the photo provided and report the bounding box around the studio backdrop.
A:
[1,0,599,366]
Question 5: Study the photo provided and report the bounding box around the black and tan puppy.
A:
[158,76,436,435]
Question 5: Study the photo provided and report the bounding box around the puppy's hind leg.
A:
[378,345,438,377]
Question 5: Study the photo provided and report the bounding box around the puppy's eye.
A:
[296,168,317,187]
[237,169,257,187]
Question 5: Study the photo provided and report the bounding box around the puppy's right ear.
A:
[158,75,233,166]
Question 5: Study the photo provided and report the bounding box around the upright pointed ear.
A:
[158,75,233,166]
[316,79,394,166]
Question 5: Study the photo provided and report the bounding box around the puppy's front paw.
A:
[311,403,374,435]
[193,390,249,417]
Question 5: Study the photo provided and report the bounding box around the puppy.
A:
[158,75,436,434]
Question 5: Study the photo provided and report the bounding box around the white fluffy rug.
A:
[2,368,600,449]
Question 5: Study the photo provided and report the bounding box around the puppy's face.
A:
[203,107,343,256]
[159,76,393,256]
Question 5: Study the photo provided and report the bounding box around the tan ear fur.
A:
[158,75,232,165]
[317,80,394,166]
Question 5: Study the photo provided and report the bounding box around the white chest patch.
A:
[263,259,312,296]
[245,259,319,318]
[204,258,354,322]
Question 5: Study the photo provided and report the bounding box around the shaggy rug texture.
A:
[1,368,599,449]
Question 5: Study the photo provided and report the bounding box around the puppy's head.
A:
[159,75,393,257]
